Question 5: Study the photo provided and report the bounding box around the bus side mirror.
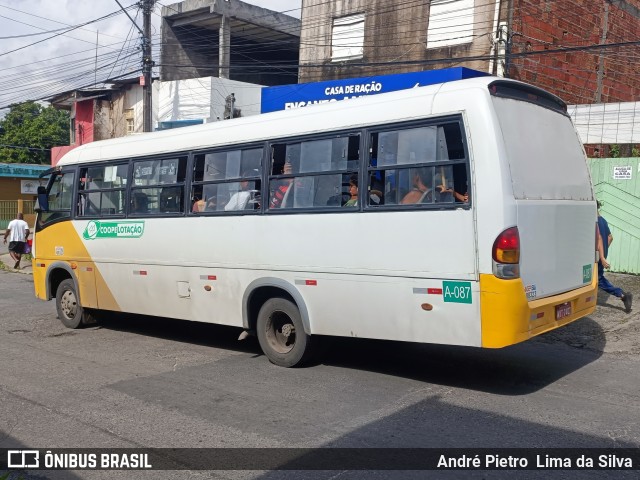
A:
[35,186,49,212]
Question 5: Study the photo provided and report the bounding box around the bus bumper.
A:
[480,266,598,348]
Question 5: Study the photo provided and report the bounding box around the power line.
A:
[0,2,130,40]
[0,7,135,59]
[3,0,639,109]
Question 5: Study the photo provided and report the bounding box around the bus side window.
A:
[367,122,468,208]
[78,164,128,217]
[268,135,359,210]
[192,147,262,214]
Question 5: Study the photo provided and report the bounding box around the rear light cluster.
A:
[492,227,520,279]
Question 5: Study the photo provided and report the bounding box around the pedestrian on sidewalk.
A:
[3,212,30,270]
[597,201,633,313]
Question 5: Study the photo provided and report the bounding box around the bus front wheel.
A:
[55,279,92,329]
[256,298,312,368]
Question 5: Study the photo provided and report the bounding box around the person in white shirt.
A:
[225,170,260,211]
[224,180,252,211]
[3,212,30,269]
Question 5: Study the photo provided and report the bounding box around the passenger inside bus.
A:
[192,195,205,212]
[400,167,433,204]
[205,196,217,211]
[269,161,294,209]
[225,181,250,210]
[160,187,182,213]
[368,172,384,205]
[131,192,149,214]
[343,175,358,207]
[435,164,469,203]
[225,170,260,211]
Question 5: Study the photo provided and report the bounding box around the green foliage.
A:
[0,101,69,164]
[608,144,620,158]
[632,146,640,157]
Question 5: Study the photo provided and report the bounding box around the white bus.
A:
[34,76,598,367]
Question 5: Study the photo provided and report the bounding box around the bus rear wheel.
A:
[256,298,312,368]
[55,279,92,329]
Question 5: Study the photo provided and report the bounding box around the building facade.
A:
[509,0,640,105]
[160,0,300,86]
[49,81,153,165]
[299,0,640,106]
[0,163,50,229]
[299,0,502,83]
[49,76,264,165]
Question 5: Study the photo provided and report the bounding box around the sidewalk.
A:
[0,243,33,274]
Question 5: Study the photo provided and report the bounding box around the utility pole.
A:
[114,0,155,132]
[219,14,230,79]
[142,0,154,132]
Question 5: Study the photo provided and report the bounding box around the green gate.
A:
[588,157,640,274]
[0,201,18,230]
[0,200,36,230]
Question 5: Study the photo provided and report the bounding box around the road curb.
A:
[0,259,33,275]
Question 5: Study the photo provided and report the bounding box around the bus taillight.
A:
[492,227,520,279]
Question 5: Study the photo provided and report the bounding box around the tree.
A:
[0,101,69,164]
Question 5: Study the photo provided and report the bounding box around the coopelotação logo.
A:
[83,221,145,240]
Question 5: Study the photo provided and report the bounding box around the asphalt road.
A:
[0,266,639,480]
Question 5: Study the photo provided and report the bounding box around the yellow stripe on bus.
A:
[33,222,121,312]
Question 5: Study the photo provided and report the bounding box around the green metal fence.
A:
[588,157,640,275]
[0,200,36,229]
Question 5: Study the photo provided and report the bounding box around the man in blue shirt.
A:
[597,201,633,313]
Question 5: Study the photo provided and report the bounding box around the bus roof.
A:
[55,76,525,166]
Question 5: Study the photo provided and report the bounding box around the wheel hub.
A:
[281,323,293,338]
[265,311,296,354]
[61,290,77,318]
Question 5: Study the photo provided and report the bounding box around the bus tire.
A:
[256,298,312,368]
[55,279,89,329]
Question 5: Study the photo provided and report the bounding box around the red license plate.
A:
[555,302,572,320]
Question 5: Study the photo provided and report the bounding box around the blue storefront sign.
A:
[0,163,50,178]
[260,67,488,113]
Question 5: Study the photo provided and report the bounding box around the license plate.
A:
[555,302,572,320]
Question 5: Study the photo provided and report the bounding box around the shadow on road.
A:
[597,289,627,313]
[96,311,603,396]
[252,392,640,478]
[92,311,262,355]
[319,336,602,396]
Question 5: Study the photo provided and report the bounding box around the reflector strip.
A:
[305,280,317,286]
[200,275,217,280]
[134,270,148,276]
[412,288,443,295]
[37,263,46,268]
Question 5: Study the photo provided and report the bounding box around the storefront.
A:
[0,163,50,228]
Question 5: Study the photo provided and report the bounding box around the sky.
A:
[0,0,302,109]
